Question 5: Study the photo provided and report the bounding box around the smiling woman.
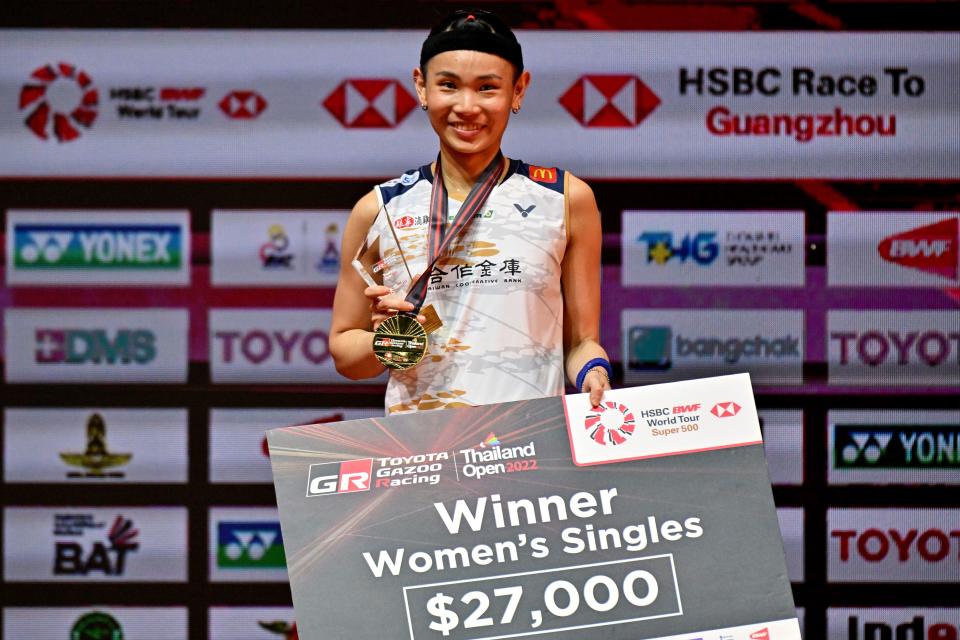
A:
[329,9,611,415]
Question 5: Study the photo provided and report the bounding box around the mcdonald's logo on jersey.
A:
[528,166,557,183]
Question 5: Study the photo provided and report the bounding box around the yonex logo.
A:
[710,402,741,418]
[13,224,182,269]
[559,74,660,128]
[840,431,893,465]
[217,521,285,569]
[322,79,417,128]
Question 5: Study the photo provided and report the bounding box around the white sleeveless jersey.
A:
[374,159,568,414]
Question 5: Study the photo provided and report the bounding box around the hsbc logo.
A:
[322,79,417,128]
[878,217,958,281]
[559,74,660,128]
[219,90,268,119]
[710,401,741,418]
[306,458,373,497]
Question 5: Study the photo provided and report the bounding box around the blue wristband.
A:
[576,357,612,392]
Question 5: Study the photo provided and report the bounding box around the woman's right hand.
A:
[365,284,426,331]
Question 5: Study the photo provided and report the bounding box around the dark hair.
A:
[420,9,524,78]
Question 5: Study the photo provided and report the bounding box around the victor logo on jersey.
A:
[559,74,660,127]
[322,78,417,128]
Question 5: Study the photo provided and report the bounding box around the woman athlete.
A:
[330,9,611,414]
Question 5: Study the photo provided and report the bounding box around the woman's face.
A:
[415,50,528,160]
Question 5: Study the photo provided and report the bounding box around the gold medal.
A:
[373,313,428,370]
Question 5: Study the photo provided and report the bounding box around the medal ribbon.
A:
[404,151,504,311]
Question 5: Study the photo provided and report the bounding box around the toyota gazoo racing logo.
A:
[710,401,742,418]
[322,78,417,128]
[306,458,373,496]
[220,90,268,119]
[20,61,98,142]
[559,74,660,127]
[584,401,637,446]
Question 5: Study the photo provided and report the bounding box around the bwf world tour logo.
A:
[20,62,98,142]
[584,401,637,446]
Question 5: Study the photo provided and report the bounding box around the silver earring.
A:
[421,104,428,111]
[512,106,520,114]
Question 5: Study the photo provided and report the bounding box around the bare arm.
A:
[561,173,611,406]
[329,190,421,379]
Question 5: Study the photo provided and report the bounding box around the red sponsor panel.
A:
[322,78,417,128]
[829,509,960,582]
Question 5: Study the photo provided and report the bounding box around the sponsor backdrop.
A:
[0,22,957,640]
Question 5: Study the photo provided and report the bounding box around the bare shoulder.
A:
[350,189,381,226]
[565,172,599,216]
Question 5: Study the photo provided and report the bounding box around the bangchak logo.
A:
[35,328,156,365]
[627,325,801,370]
[14,224,183,271]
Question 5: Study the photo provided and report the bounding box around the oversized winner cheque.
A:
[268,374,802,640]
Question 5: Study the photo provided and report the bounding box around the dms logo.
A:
[14,224,183,269]
[217,521,285,569]
[306,458,373,497]
[35,329,156,365]
[878,217,958,281]
[847,615,958,640]
[636,231,719,266]
[54,514,139,576]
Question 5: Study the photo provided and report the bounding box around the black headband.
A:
[420,29,524,76]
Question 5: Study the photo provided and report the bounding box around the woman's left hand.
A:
[582,367,611,408]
